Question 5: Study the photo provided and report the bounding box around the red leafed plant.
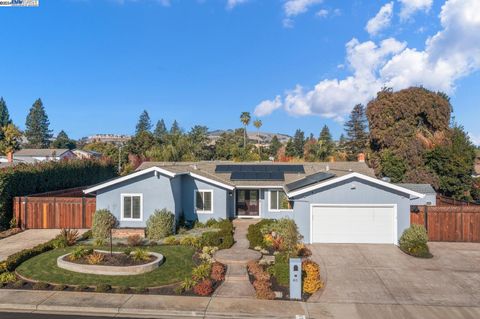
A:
[211,262,226,281]
[193,279,213,296]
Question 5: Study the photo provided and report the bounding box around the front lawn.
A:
[16,245,195,287]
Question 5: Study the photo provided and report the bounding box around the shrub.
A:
[74,285,89,292]
[32,282,49,290]
[179,236,200,247]
[261,218,302,253]
[145,209,175,240]
[177,227,188,235]
[248,261,270,282]
[399,225,431,258]
[95,284,111,292]
[0,159,117,229]
[13,280,26,289]
[253,279,276,300]
[215,219,234,233]
[0,272,16,283]
[247,219,275,249]
[69,247,93,261]
[302,260,323,294]
[2,238,57,272]
[210,262,225,281]
[192,263,212,281]
[127,234,143,247]
[163,236,179,245]
[53,284,67,291]
[132,248,150,262]
[92,209,117,240]
[93,238,106,247]
[115,286,129,294]
[86,252,104,265]
[270,253,289,286]
[201,230,233,249]
[194,221,205,228]
[297,244,312,258]
[179,277,197,293]
[205,218,218,227]
[58,229,79,246]
[133,286,147,294]
[52,237,68,249]
[123,248,132,256]
[193,279,213,296]
[79,230,92,241]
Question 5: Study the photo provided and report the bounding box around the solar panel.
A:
[230,171,285,181]
[215,164,305,173]
[284,172,335,192]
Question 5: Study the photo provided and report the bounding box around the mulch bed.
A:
[65,253,155,266]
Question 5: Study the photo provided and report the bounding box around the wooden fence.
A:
[13,196,96,229]
[411,206,480,242]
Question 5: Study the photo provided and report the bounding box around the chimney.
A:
[7,151,13,163]
[357,153,365,163]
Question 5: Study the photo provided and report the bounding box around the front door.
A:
[236,190,259,217]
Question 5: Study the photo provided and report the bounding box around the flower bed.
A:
[246,218,323,301]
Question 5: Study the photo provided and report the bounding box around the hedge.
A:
[0,159,117,229]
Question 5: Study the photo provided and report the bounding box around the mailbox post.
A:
[289,258,302,300]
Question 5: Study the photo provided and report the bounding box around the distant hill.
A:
[208,130,291,145]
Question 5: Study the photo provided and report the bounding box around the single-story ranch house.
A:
[84,160,435,244]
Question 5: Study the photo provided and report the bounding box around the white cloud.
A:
[366,2,394,36]
[316,9,329,18]
[469,133,480,146]
[284,0,323,17]
[226,0,248,10]
[254,96,283,117]
[398,0,433,20]
[254,0,480,121]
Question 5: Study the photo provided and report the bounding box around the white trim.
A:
[309,203,398,245]
[189,173,234,190]
[120,193,143,221]
[194,189,214,214]
[268,189,294,212]
[84,167,176,194]
[288,172,425,199]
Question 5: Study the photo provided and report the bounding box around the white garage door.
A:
[311,205,396,244]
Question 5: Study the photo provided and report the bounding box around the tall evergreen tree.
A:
[285,138,295,158]
[269,135,282,159]
[135,110,152,135]
[170,120,181,135]
[153,119,167,142]
[52,130,76,149]
[0,97,11,128]
[25,98,52,148]
[344,104,368,159]
[292,129,305,158]
[317,125,335,161]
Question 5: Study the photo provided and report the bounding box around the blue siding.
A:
[180,175,232,222]
[96,172,177,228]
[256,178,412,244]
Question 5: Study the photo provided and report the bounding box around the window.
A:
[121,194,142,220]
[195,190,213,213]
[269,190,293,211]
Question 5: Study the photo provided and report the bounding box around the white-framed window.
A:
[195,190,213,214]
[269,190,294,211]
[121,193,143,221]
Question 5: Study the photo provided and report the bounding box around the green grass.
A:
[16,245,195,287]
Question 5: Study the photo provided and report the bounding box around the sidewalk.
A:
[1,289,480,318]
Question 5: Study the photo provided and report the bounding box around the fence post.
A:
[23,196,28,229]
[424,205,428,236]
[81,196,86,229]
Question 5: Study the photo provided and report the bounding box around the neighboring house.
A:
[84,160,431,245]
[72,149,102,159]
[0,149,76,164]
[396,184,436,206]
[83,134,131,145]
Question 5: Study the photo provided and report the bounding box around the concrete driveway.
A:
[0,229,61,261]
[309,242,480,307]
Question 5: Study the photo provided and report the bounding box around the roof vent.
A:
[325,165,329,172]
[191,164,198,170]
[348,168,353,172]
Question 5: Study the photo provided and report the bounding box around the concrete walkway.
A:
[213,219,261,299]
[0,230,61,262]
[1,289,479,318]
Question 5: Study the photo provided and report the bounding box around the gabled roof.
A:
[286,172,426,199]
[395,183,436,195]
[14,148,71,157]
[83,166,234,194]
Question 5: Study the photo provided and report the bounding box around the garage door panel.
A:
[311,205,395,244]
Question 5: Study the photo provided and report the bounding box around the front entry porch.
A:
[235,189,260,217]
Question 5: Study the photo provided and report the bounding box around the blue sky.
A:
[0,0,479,144]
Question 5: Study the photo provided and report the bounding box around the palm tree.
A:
[240,112,251,148]
[253,119,262,158]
